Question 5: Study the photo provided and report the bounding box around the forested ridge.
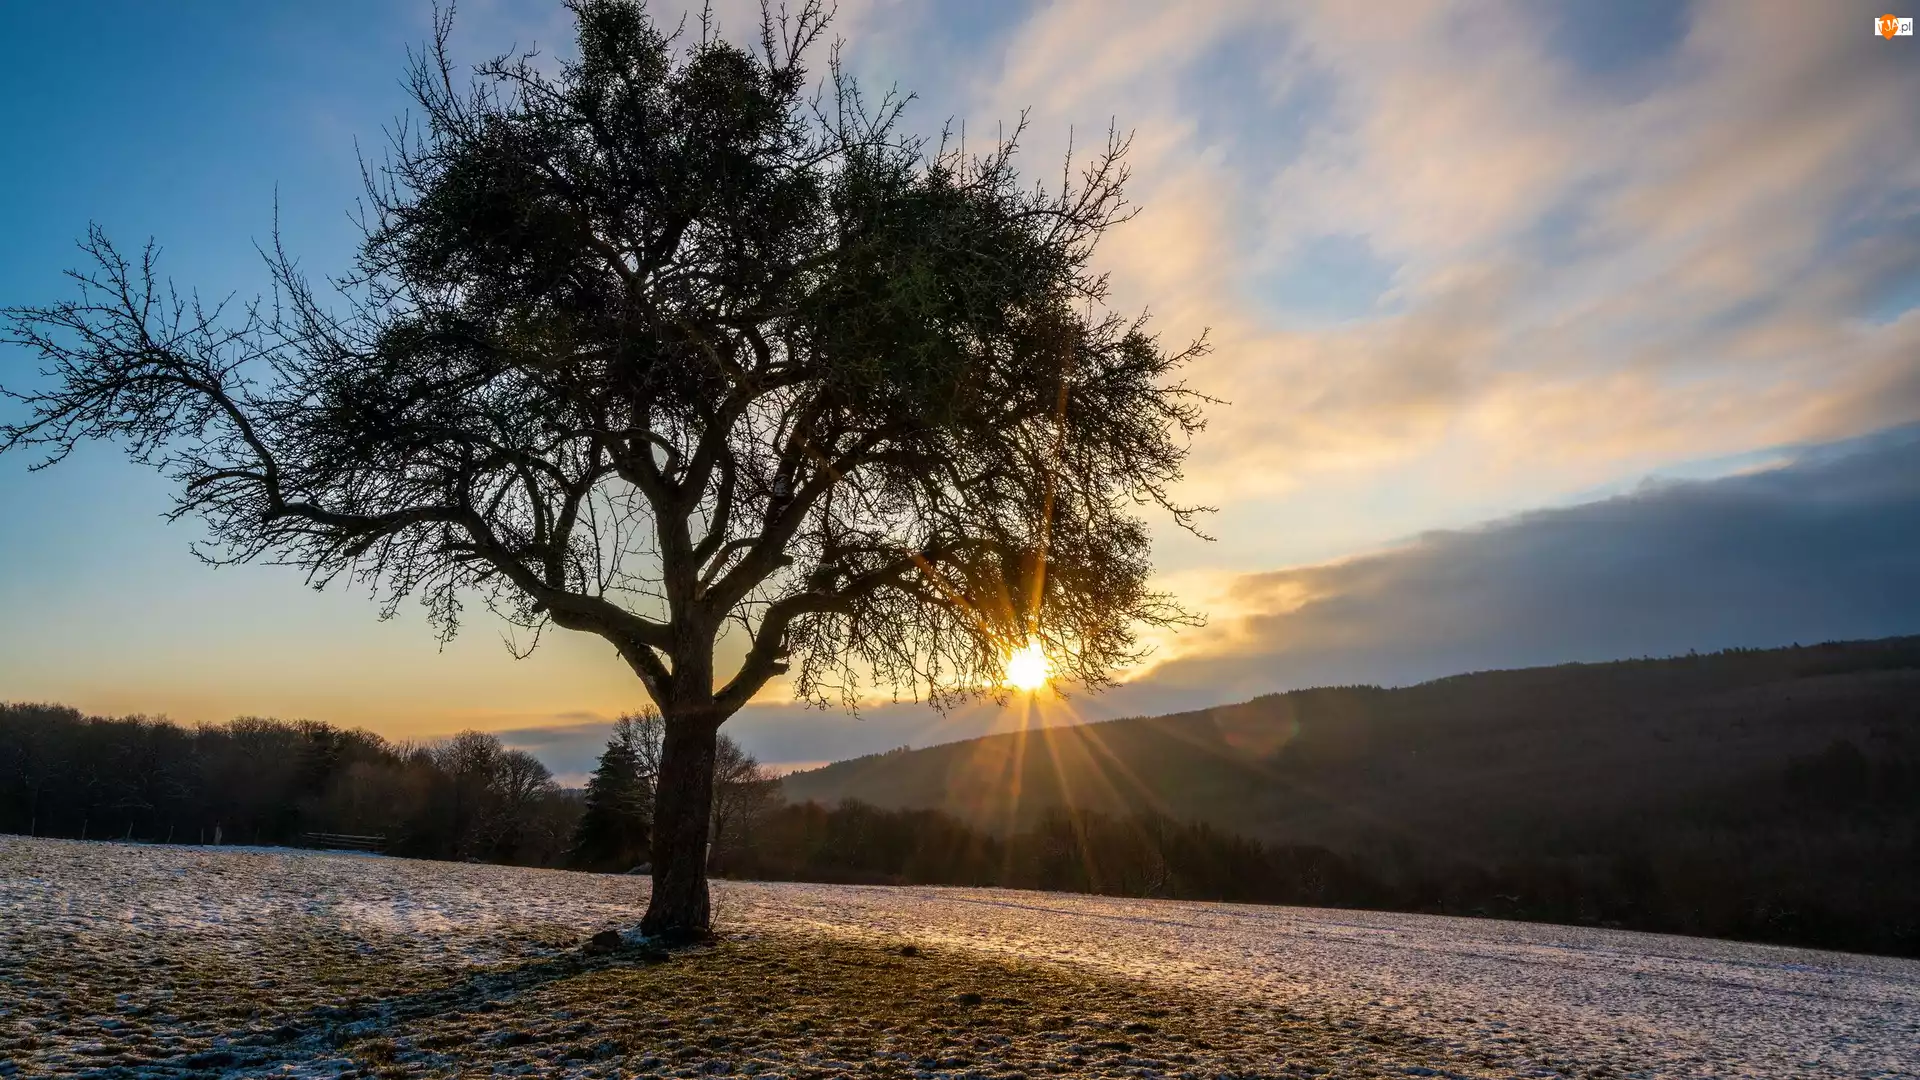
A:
[784,637,1920,849]
[777,637,1920,956]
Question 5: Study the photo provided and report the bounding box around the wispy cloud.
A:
[811,0,1920,516]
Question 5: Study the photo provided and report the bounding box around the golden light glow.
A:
[1003,640,1052,692]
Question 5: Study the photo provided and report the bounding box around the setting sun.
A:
[1003,640,1052,692]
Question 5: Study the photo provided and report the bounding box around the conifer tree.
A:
[569,716,652,871]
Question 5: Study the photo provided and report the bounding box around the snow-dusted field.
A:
[742,884,1920,1078]
[1,837,1915,1078]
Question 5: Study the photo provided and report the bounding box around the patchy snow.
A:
[2,837,1916,1078]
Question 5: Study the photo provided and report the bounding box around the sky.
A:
[2,0,1917,778]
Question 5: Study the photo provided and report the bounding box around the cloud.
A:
[494,719,616,786]
[1136,425,1920,700]
[855,0,1920,516]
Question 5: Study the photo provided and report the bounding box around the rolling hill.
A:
[780,637,1920,864]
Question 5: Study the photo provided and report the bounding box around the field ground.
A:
[0,838,1914,1079]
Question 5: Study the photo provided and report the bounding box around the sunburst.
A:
[1003,640,1052,692]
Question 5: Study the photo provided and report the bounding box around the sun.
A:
[1003,640,1052,692]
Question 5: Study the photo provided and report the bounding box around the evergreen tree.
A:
[570,716,652,871]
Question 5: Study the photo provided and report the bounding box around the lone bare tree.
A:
[1,0,1207,939]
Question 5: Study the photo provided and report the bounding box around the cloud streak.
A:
[1138,426,1920,700]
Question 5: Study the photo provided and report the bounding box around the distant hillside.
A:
[781,637,1920,862]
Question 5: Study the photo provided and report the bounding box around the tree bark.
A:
[641,713,720,940]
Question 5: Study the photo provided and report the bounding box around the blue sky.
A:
[3,1,1918,775]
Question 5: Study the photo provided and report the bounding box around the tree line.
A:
[0,702,580,863]
[722,799,1387,907]
[5,701,1912,956]
[725,738,1919,958]
[0,702,777,872]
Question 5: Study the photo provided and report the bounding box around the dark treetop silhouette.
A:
[0,0,1207,939]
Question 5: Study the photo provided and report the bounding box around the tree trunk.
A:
[641,714,719,941]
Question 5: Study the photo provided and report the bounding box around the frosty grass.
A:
[1,837,1915,1078]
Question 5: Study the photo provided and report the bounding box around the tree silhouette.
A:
[570,713,653,871]
[1,0,1207,937]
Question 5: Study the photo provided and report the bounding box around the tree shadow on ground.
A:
[76,944,673,1079]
